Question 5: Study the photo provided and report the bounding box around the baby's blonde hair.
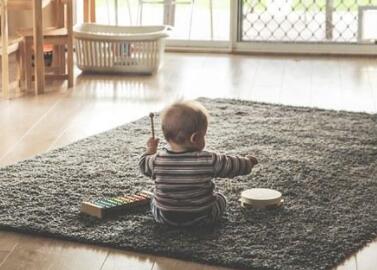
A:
[161,101,209,144]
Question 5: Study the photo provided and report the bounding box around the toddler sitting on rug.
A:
[139,101,258,226]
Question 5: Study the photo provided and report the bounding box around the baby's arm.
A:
[212,153,258,178]
[138,137,159,178]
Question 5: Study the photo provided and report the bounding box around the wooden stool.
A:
[1,0,25,98]
[0,37,25,98]
[18,0,73,91]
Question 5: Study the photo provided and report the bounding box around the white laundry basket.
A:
[73,24,171,74]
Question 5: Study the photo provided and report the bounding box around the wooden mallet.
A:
[149,113,155,139]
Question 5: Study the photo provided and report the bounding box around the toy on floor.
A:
[239,188,283,209]
[80,190,153,219]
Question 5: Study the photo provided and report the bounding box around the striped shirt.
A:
[139,148,253,213]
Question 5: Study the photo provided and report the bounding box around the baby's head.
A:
[161,101,208,151]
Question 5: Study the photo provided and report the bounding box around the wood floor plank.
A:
[355,241,377,270]
[253,58,285,88]
[367,70,377,111]
[0,251,10,265]
[100,249,154,270]
[0,96,87,166]
[0,232,20,252]
[0,248,60,270]
[0,235,67,270]
[249,85,281,104]
[0,94,64,163]
[0,234,108,270]
[49,99,162,151]
[339,60,375,113]
[309,59,342,111]
[335,255,357,270]
[280,59,313,107]
[311,82,343,111]
[50,241,109,270]
[152,256,234,270]
[8,234,66,254]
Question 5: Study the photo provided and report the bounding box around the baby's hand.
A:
[246,155,258,166]
[146,137,159,154]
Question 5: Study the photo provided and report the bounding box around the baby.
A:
[139,101,258,226]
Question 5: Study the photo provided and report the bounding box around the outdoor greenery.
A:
[242,0,377,12]
[292,0,377,11]
[93,0,377,22]
[95,0,230,11]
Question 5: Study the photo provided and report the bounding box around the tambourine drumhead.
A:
[241,188,282,206]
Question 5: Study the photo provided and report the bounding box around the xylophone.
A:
[80,190,153,219]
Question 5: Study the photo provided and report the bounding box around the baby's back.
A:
[153,149,216,213]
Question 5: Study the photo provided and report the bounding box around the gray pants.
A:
[151,193,227,227]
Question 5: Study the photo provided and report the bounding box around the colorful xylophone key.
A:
[80,190,153,219]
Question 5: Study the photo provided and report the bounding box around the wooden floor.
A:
[0,53,376,270]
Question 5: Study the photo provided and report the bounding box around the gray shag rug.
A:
[0,98,377,270]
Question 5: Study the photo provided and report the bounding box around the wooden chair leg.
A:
[1,1,9,99]
[67,0,74,88]
[15,47,22,94]
[67,43,74,88]
[24,38,33,91]
[18,41,25,88]
[58,45,66,74]
[52,45,60,74]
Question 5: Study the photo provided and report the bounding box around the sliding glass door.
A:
[241,0,377,42]
[76,0,377,54]
[91,0,230,41]
[237,0,377,54]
